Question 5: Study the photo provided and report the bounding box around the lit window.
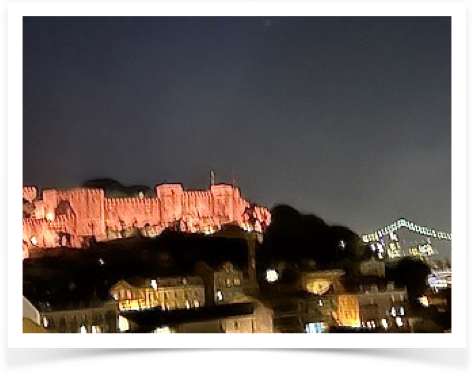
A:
[225,278,232,287]
[150,280,157,290]
[80,325,87,334]
[46,212,55,222]
[396,317,403,327]
[193,300,200,308]
[234,278,241,286]
[391,307,396,317]
[42,317,49,328]
[91,326,101,334]
[185,300,190,309]
[216,290,224,301]
[30,236,38,246]
[381,319,388,329]
[400,307,405,316]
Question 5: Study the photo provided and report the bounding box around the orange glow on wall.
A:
[22,183,271,257]
[336,294,360,327]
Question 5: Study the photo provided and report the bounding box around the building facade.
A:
[40,301,119,333]
[110,276,206,312]
[195,261,246,305]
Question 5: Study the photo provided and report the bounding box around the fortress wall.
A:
[23,187,38,202]
[210,184,235,221]
[156,184,184,224]
[23,182,271,257]
[105,197,161,230]
[182,191,213,218]
[23,218,59,248]
[42,188,105,237]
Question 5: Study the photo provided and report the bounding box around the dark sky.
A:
[23,17,451,244]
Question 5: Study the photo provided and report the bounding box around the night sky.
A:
[23,17,451,245]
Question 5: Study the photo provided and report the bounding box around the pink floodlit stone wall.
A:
[22,183,271,258]
[23,187,38,202]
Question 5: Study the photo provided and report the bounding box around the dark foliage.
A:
[261,204,366,270]
[386,257,431,301]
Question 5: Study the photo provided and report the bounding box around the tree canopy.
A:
[261,204,368,270]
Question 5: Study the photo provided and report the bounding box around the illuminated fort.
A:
[22,179,271,258]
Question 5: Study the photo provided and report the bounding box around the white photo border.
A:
[8,0,467,348]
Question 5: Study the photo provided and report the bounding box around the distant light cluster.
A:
[362,218,451,243]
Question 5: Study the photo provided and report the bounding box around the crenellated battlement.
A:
[23,186,38,202]
[22,181,271,257]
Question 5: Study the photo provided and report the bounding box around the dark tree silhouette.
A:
[387,257,431,301]
[261,204,366,272]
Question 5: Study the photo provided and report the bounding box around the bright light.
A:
[400,307,405,316]
[339,240,346,249]
[153,326,171,334]
[381,319,388,329]
[42,317,49,328]
[418,296,429,307]
[30,236,38,246]
[266,269,279,283]
[118,315,130,332]
[46,212,55,221]
[98,258,105,265]
[305,322,325,333]
[91,325,101,333]
[80,325,87,334]
[216,290,223,301]
[396,317,403,327]
[391,307,396,316]
[150,279,157,290]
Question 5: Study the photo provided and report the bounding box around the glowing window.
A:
[91,326,101,334]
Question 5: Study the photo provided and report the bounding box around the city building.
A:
[300,269,345,295]
[409,242,436,258]
[359,257,385,277]
[195,261,246,305]
[335,294,360,327]
[120,301,274,333]
[357,283,409,330]
[110,276,206,312]
[23,296,47,333]
[40,301,119,333]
